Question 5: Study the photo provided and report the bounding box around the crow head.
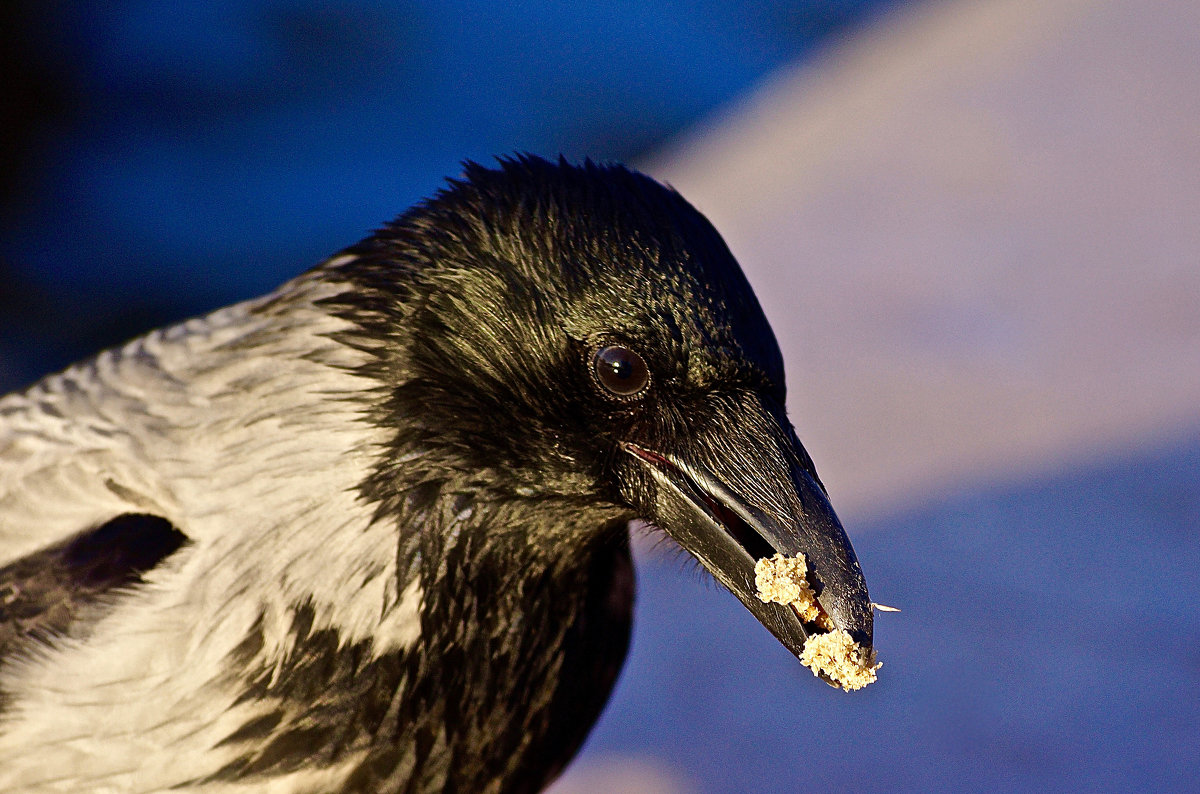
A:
[324,155,872,671]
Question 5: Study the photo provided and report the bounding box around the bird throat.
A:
[210,496,634,794]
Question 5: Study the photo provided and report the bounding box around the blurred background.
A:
[2,0,1198,791]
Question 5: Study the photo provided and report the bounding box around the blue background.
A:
[0,0,890,389]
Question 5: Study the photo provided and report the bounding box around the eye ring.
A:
[591,345,650,398]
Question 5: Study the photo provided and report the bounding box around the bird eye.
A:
[592,345,650,398]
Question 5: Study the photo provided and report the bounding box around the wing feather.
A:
[0,513,189,661]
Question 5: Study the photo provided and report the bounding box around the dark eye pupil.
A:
[592,345,649,397]
[608,358,633,380]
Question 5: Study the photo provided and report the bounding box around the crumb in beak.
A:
[754,552,820,623]
[755,552,881,691]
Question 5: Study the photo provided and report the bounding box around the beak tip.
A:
[823,586,874,648]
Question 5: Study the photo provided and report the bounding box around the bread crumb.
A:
[755,552,880,691]
[799,629,880,691]
[754,552,820,623]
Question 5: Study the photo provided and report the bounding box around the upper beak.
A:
[621,392,872,678]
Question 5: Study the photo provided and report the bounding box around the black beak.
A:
[622,392,872,677]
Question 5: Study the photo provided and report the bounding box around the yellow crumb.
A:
[754,552,820,623]
[799,630,881,692]
[755,553,881,691]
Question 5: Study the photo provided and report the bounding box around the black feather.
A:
[0,513,188,661]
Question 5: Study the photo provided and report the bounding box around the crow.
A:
[0,156,873,793]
